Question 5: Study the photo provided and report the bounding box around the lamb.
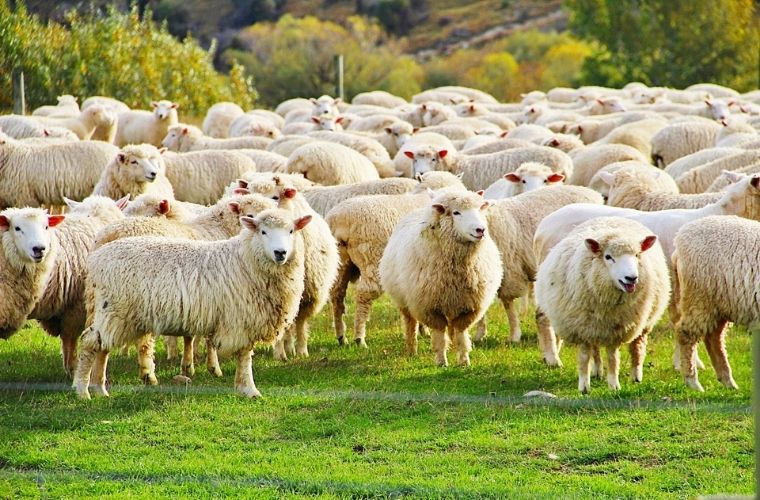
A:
[380,191,503,366]
[302,178,418,217]
[326,171,466,346]
[32,95,80,118]
[34,105,115,141]
[650,120,722,167]
[587,97,627,115]
[347,114,405,133]
[93,144,173,201]
[393,132,456,177]
[162,125,271,152]
[0,131,118,208]
[282,114,344,135]
[227,113,282,139]
[0,208,64,340]
[664,147,745,180]
[123,193,194,220]
[275,97,312,117]
[420,102,459,126]
[73,208,311,399]
[307,130,396,177]
[162,150,256,205]
[707,165,760,192]
[286,141,379,185]
[483,162,564,199]
[351,91,407,108]
[506,124,554,143]
[235,172,314,195]
[541,133,585,153]
[460,138,535,155]
[674,150,760,194]
[568,144,649,186]
[535,217,670,393]
[202,102,245,138]
[114,100,179,147]
[672,215,759,391]
[30,195,129,375]
[430,86,499,104]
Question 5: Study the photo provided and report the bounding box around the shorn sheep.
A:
[380,191,503,366]
[74,209,312,399]
[0,208,64,339]
[672,215,760,391]
[535,217,670,393]
[114,100,179,147]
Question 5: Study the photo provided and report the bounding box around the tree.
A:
[566,0,759,91]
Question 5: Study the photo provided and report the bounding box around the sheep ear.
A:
[421,104,427,111]
[158,147,167,155]
[228,202,241,215]
[640,235,657,252]
[335,116,344,124]
[237,179,249,189]
[0,216,8,231]
[598,171,615,186]
[500,130,509,138]
[294,215,312,231]
[721,170,743,183]
[751,176,760,190]
[272,175,282,185]
[585,238,601,254]
[548,138,560,147]
[311,116,320,124]
[432,204,445,214]
[547,173,565,183]
[47,215,65,227]
[469,104,475,113]
[480,201,492,210]
[449,98,458,104]
[182,127,189,135]
[283,188,297,199]
[438,150,448,159]
[170,102,178,109]
[505,173,521,183]
[596,98,605,105]
[158,199,170,215]
[240,216,258,232]
[476,190,485,197]
[412,127,419,134]
[63,197,81,210]
[404,150,415,159]
[151,101,158,108]
[384,127,392,134]
[116,152,127,164]
[233,188,250,195]
[115,195,131,211]
[43,129,50,137]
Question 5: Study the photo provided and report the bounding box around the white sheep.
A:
[596,118,669,158]
[714,118,757,148]
[376,121,416,157]
[162,150,257,205]
[248,109,286,129]
[0,115,79,140]
[672,215,759,391]
[73,208,311,399]
[589,161,678,201]
[82,96,130,114]
[202,102,244,138]
[275,97,312,117]
[536,217,670,393]
[234,149,288,173]
[483,162,564,199]
[286,141,379,185]
[380,191,503,366]
[346,114,402,133]
[114,100,179,147]
[650,120,722,167]
[93,144,173,201]
[664,147,745,180]
[302,178,418,217]
[32,95,80,118]
[282,114,344,135]
[351,91,407,108]
[162,125,271,152]
[393,132,457,177]
[307,130,396,178]
[568,144,649,186]
[267,135,314,157]
[228,113,282,139]
[460,138,535,155]
[0,131,118,208]
[674,150,760,194]
[34,105,115,141]
[310,95,342,116]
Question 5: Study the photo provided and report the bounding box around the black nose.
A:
[32,246,45,258]
[147,172,156,179]
[624,275,638,284]
[475,227,485,236]
[274,249,286,261]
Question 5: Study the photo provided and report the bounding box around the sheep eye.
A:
[289,230,293,234]
[272,196,279,201]
[14,226,20,231]
[393,132,398,136]
[522,180,526,184]
[605,255,614,262]
[453,211,461,215]
[262,230,267,235]
[131,161,138,165]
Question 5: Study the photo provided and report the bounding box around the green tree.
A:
[565,0,759,91]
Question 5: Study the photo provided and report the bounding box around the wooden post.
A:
[12,69,25,116]
[334,54,344,101]
[754,324,760,498]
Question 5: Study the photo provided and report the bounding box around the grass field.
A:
[0,292,752,498]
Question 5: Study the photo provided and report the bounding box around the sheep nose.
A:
[147,172,157,179]
[624,275,638,284]
[32,246,45,258]
[273,249,287,262]
[475,227,485,236]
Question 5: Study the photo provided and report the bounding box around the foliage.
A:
[565,0,760,91]
[0,1,256,114]
[225,14,425,106]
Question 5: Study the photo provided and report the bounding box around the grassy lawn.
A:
[0,291,752,498]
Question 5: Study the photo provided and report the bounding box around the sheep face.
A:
[241,212,311,264]
[585,235,657,294]
[310,115,343,132]
[118,150,164,183]
[504,169,564,193]
[706,99,730,122]
[161,127,182,150]
[385,124,414,148]
[0,209,63,263]
[310,96,340,116]
[431,193,490,243]
[404,148,448,176]
[151,100,178,120]
[86,105,114,127]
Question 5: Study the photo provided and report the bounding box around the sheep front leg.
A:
[90,351,110,397]
[502,298,521,343]
[432,328,449,367]
[206,338,223,377]
[401,308,418,356]
[137,334,158,386]
[73,327,100,399]
[605,345,621,391]
[295,318,310,357]
[473,318,487,342]
[678,334,703,392]
[234,348,261,398]
[330,261,351,346]
[453,327,472,367]
[629,331,648,383]
[590,345,603,379]
[535,307,562,367]
[164,335,179,360]
[703,321,737,390]
[181,336,195,377]
[60,330,79,377]
[577,344,592,394]
[353,284,380,348]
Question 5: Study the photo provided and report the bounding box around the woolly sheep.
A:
[0,131,118,208]
[602,167,723,210]
[482,162,564,199]
[202,102,244,138]
[412,90,468,105]
[590,161,678,201]
[93,144,173,201]
[541,133,585,153]
[282,114,344,135]
[34,105,115,140]
[707,164,760,192]
[650,120,722,167]
[674,150,760,193]
[162,125,271,152]
[664,147,745,180]
[275,97,312,117]
[123,193,194,221]
[596,118,669,158]
[535,217,670,393]
[82,96,130,114]
[234,149,288,173]
[568,144,649,186]
[32,95,80,118]
[310,95,341,116]
[73,208,311,399]
[686,83,740,98]
[228,114,282,139]
[248,110,286,129]
[0,115,78,140]
[672,215,759,391]
[587,97,627,115]
[506,124,554,143]
[287,141,379,185]
[302,178,418,217]
[0,208,64,340]
[376,121,416,157]
[114,100,179,147]
[715,119,757,148]
[460,138,535,155]
[347,114,404,133]
[393,132,457,177]
[351,91,407,108]
[162,150,256,205]
[432,86,499,104]
[307,130,396,178]
[380,191,502,366]
[267,135,314,157]
[235,172,314,196]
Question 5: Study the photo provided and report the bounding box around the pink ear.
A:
[500,131,509,138]
[412,127,419,134]
[170,103,178,109]
[283,188,297,199]
[640,235,657,252]
[432,204,445,214]
[596,98,604,105]
[48,215,65,227]
[159,200,170,215]
[233,188,250,195]
[549,138,560,147]
[294,214,312,230]
[237,179,249,189]
[335,116,344,124]
[476,190,484,197]
[577,125,583,133]
[311,116,320,124]
[585,238,601,254]
[421,104,428,111]
[547,173,565,183]
[505,173,521,183]
[228,202,241,214]
[480,201,491,210]
[384,127,392,134]
[151,101,158,108]
[115,195,130,210]
[469,104,475,112]
[0,215,7,230]
[438,150,448,159]
[404,150,415,159]
[182,127,189,135]
[158,147,167,155]
[43,129,50,137]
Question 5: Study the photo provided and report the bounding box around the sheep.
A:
[376,121,416,157]
[275,97,312,117]
[412,90,469,105]
[715,119,757,148]
[460,138,535,155]
[306,130,395,178]
[34,105,115,141]
[568,144,649,186]
[380,191,503,366]
[602,167,724,210]
[0,131,118,208]
[302,178,418,217]
[282,114,344,135]
[73,208,311,399]
[346,114,404,133]
[420,123,477,142]
[0,208,64,340]
[352,91,407,108]
[82,96,130,114]
[590,161,678,202]
[685,83,740,98]
[310,95,341,116]
[596,118,669,158]
[393,132,457,177]
[707,164,760,192]
[123,193,195,220]
[672,215,759,391]
[32,95,80,118]
[93,144,173,201]
[664,147,745,180]
[650,120,722,167]
[248,110,285,129]
[535,217,670,393]
[520,104,584,127]
[267,135,314,157]
[234,172,314,196]
[0,115,78,140]
[420,102,459,126]
[227,114,282,139]
[114,100,179,147]
[202,102,245,138]
[326,172,466,346]
[162,125,271,152]
[286,141,379,185]
[234,149,288,173]
[431,86,499,104]
[541,133,585,153]
[30,195,129,375]
[162,150,256,205]
[674,150,760,194]
[461,132,502,151]
[587,97,628,115]
[483,162,565,199]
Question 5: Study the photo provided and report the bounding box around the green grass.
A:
[0,291,753,498]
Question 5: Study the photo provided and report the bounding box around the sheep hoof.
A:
[142,374,158,386]
[684,377,704,392]
[238,386,262,398]
[354,338,367,348]
[89,384,110,397]
[337,336,346,346]
[721,378,739,390]
[696,356,706,370]
[181,364,195,377]
[74,384,92,400]
[543,355,562,368]
[208,366,223,377]
[296,348,309,357]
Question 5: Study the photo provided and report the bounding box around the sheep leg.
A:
[503,298,522,343]
[703,321,737,390]
[164,335,179,361]
[90,351,110,397]
[73,327,99,399]
[577,344,592,394]
[535,307,562,367]
[272,330,289,362]
[206,338,223,377]
[453,326,472,367]
[418,323,429,338]
[473,318,487,342]
[284,326,297,358]
[432,328,449,367]
[353,286,380,348]
[678,334,703,392]
[590,345,603,379]
[401,308,418,356]
[180,336,195,377]
[137,334,158,386]
[60,330,79,378]
[295,318,310,357]
[605,345,621,391]
[234,348,261,398]
[629,331,648,383]
[330,262,351,346]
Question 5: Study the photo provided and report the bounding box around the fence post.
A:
[753,324,760,498]
[334,54,344,101]
[12,69,25,115]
